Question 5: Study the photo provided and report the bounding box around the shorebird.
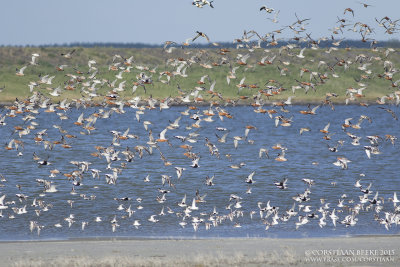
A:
[156,128,170,144]
[302,179,315,186]
[133,220,141,229]
[344,8,354,17]
[258,148,269,158]
[148,215,159,223]
[0,195,8,210]
[330,209,339,227]
[175,167,186,179]
[15,66,27,76]
[30,53,40,65]
[192,31,210,42]
[205,175,215,186]
[61,49,76,59]
[274,178,288,189]
[275,149,287,162]
[216,132,229,143]
[192,0,213,8]
[245,171,256,184]
[320,123,330,134]
[299,127,311,135]
[260,5,274,13]
[189,198,199,210]
[191,156,200,168]
[391,192,399,206]
[296,47,306,59]
[333,157,351,169]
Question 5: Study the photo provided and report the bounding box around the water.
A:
[0,104,399,240]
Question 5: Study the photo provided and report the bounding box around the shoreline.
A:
[3,236,399,266]
[1,232,399,243]
[0,99,388,108]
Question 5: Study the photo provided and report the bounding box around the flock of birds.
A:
[0,1,400,238]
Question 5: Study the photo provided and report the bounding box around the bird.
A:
[133,220,141,229]
[274,178,288,189]
[1,20,400,240]
[299,127,311,135]
[156,128,169,143]
[320,123,330,134]
[175,167,186,179]
[189,198,199,210]
[191,156,200,168]
[216,132,229,143]
[192,0,214,8]
[205,175,215,186]
[0,195,8,210]
[297,47,306,59]
[245,171,256,184]
[15,66,27,76]
[192,31,210,42]
[275,149,287,162]
[260,5,274,13]
[30,53,40,65]
[148,215,159,223]
[378,107,398,120]
[391,192,399,206]
[258,148,269,158]
[344,8,354,17]
[61,49,76,59]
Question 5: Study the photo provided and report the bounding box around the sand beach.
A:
[2,236,399,266]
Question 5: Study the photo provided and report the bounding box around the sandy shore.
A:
[0,236,398,266]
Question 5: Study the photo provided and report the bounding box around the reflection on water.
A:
[0,105,399,240]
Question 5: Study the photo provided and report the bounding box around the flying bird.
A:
[192,31,210,42]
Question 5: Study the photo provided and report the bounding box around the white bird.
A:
[330,209,339,227]
[0,195,8,209]
[392,192,399,206]
[178,194,187,208]
[175,167,186,179]
[260,5,274,13]
[190,198,198,210]
[259,148,269,158]
[148,215,159,223]
[245,171,256,184]
[297,47,306,59]
[30,53,40,65]
[191,157,200,168]
[16,66,27,76]
[49,86,61,97]
[133,220,141,229]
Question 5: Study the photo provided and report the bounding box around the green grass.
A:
[0,46,399,104]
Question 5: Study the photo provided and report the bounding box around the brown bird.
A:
[344,8,354,17]
[378,107,398,120]
[192,31,210,42]
[358,2,372,8]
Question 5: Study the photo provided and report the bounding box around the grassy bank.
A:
[0,46,399,105]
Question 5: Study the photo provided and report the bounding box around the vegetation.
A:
[0,45,399,105]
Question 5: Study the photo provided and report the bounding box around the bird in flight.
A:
[61,49,76,59]
[260,6,274,13]
[192,0,213,8]
[192,31,210,42]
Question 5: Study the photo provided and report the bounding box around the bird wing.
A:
[311,105,320,113]
[159,128,167,140]
[192,33,201,42]
[323,122,330,131]
[0,195,5,206]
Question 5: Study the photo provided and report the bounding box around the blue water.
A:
[0,104,399,240]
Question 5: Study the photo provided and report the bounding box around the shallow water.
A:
[0,104,399,240]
